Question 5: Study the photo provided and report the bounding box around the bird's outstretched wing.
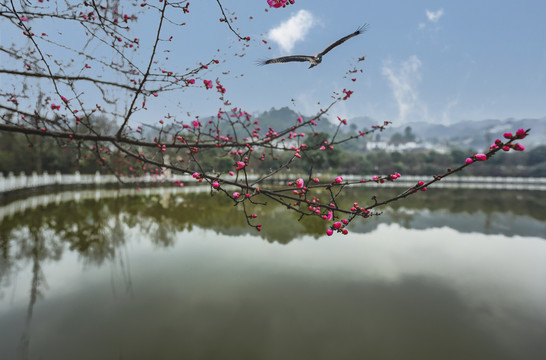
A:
[258,55,314,65]
[318,24,368,57]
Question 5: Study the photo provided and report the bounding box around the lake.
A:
[1,186,545,359]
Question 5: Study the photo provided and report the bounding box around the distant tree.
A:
[526,146,546,166]
[390,126,415,144]
[390,132,405,144]
[404,126,416,142]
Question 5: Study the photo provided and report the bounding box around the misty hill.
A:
[157,107,542,151]
[255,107,335,133]
[348,116,545,150]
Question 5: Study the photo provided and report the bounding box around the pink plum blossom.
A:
[267,0,288,8]
[334,176,343,184]
[342,89,353,100]
[295,178,304,188]
[235,161,246,170]
[337,116,347,125]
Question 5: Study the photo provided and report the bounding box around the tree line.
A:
[2,129,543,177]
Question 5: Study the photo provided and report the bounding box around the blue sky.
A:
[2,0,545,128]
[164,0,546,126]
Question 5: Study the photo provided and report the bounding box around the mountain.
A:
[350,116,545,150]
[255,107,335,133]
[197,106,544,151]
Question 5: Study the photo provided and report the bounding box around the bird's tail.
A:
[255,58,269,66]
[355,23,370,35]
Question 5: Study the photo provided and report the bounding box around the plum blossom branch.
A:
[321,128,532,236]
[116,0,168,138]
[0,0,532,238]
[216,0,248,41]
[0,69,138,92]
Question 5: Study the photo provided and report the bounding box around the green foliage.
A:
[526,146,546,166]
[0,115,119,176]
[0,132,83,175]
[390,126,416,144]
[1,129,544,177]
[257,107,335,133]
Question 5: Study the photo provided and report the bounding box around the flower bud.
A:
[513,143,525,151]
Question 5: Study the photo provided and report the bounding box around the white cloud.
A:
[441,98,459,125]
[382,55,427,124]
[426,9,444,22]
[267,10,315,54]
[295,91,319,116]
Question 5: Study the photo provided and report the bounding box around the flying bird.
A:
[259,24,368,69]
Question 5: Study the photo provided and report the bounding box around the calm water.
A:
[1,186,545,359]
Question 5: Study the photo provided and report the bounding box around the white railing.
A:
[342,174,546,191]
[0,171,189,193]
[1,171,546,194]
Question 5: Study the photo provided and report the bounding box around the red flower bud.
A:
[513,143,525,151]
